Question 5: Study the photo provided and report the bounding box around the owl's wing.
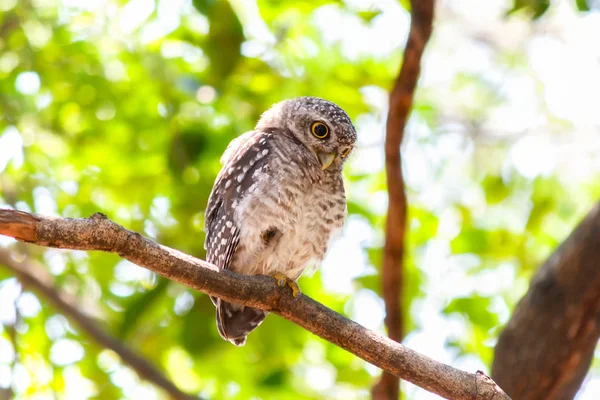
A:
[205,129,307,345]
[204,130,270,271]
[219,130,254,165]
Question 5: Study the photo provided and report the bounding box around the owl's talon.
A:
[270,273,301,298]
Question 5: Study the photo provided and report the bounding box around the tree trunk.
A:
[492,201,600,399]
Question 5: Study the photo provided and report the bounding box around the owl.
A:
[204,97,356,346]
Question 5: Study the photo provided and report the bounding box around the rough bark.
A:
[492,201,600,399]
[0,208,511,400]
[0,248,197,400]
[374,0,434,399]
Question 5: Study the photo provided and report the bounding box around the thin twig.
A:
[374,1,435,399]
[0,247,197,400]
[0,208,511,400]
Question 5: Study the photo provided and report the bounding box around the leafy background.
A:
[1,0,600,399]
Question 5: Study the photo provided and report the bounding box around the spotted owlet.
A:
[204,97,356,346]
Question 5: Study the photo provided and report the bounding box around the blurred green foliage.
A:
[510,0,598,17]
[0,0,599,399]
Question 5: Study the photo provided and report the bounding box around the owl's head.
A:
[257,97,357,171]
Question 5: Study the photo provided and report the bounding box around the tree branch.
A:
[0,247,197,400]
[492,201,600,399]
[374,1,435,399]
[0,208,511,400]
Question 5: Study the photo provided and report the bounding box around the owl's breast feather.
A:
[231,167,346,278]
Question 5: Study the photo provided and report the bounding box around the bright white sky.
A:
[1,0,600,398]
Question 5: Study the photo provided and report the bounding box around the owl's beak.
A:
[318,151,337,170]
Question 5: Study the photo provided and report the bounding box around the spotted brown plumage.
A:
[204,97,356,346]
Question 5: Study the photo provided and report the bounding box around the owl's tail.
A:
[215,299,268,346]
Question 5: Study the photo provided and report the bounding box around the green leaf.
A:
[191,0,217,15]
[444,296,499,332]
[410,207,439,245]
[451,227,519,258]
[575,0,591,11]
[532,1,551,19]
[260,369,286,387]
[354,273,379,292]
[481,175,510,205]
[507,0,551,18]
[398,0,411,11]
[356,10,382,23]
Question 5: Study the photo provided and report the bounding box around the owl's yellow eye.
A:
[341,147,351,158]
[311,122,329,139]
